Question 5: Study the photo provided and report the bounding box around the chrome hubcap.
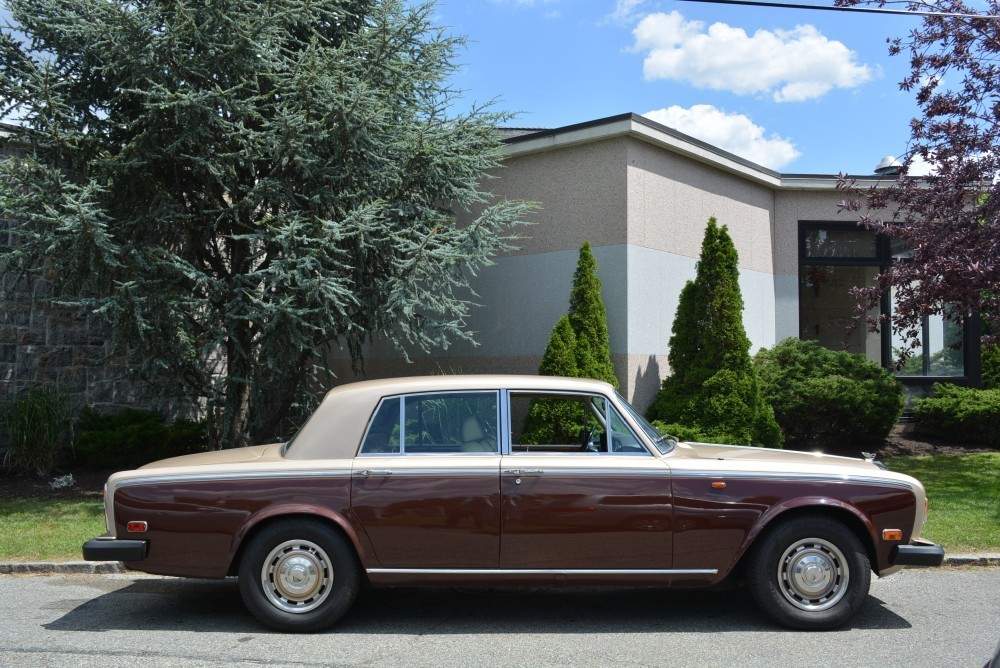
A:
[261,539,333,614]
[777,538,849,611]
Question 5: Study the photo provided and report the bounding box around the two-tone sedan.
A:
[83,375,944,632]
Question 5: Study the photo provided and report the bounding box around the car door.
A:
[500,391,673,570]
[351,391,502,568]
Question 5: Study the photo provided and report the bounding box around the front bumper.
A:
[890,538,945,567]
[83,534,147,562]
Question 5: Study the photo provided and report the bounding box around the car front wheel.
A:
[238,519,360,632]
[746,514,871,630]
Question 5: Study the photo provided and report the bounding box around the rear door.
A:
[351,391,502,568]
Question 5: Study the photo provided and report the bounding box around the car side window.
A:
[403,392,499,454]
[361,391,499,455]
[506,392,608,453]
[359,398,402,454]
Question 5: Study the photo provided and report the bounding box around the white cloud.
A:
[906,154,936,177]
[632,11,874,102]
[643,104,801,170]
[607,0,649,24]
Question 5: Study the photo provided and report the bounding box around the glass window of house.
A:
[803,227,878,259]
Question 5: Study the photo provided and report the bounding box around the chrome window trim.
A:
[355,468,500,477]
[498,466,671,477]
[366,568,718,576]
[670,470,916,490]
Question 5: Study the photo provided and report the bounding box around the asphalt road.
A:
[0,568,996,667]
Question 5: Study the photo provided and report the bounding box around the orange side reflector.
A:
[711,481,727,489]
[882,529,902,541]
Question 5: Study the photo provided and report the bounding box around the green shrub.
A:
[754,338,903,448]
[651,420,743,445]
[522,316,583,444]
[981,343,1000,390]
[75,408,209,469]
[1,387,73,476]
[913,383,1000,446]
[568,241,618,387]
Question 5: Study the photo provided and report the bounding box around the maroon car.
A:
[84,375,944,632]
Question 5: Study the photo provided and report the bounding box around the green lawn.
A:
[0,498,106,562]
[0,453,997,561]
[886,452,1000,553]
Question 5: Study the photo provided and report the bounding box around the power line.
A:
[675,0,1000,19]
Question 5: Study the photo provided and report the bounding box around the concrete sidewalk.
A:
[2,554,999,575]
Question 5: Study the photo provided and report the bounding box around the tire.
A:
[746,514,871,630]
[238,519,360,633]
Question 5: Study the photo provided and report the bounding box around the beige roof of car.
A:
[284,375,615,460]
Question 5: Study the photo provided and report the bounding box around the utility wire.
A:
[676,0,999,19]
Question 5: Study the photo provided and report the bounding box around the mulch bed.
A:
[0,425,995,501]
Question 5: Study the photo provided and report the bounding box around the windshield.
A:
[615,391,676,455]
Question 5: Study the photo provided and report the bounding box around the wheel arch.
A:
[226,508,366,577]
[732,500,878,577]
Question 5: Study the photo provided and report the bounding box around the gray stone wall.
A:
[0,136,180,420]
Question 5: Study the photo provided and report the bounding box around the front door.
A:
[500,391,673,569]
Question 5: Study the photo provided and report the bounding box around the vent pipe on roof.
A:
[874,156,902,175]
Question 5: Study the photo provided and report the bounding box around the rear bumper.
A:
[890,539,945,567]
[83,534,147,562]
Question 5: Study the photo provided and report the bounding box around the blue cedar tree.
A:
[0,0,531,448]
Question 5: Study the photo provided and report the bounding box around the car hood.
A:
[138,443,285,470]
[677,441,881,472]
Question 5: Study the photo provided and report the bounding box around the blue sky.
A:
[434,0,931,174]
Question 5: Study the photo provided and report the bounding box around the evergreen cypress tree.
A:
[569,242,618,388]
[647,218,781,447]
[521,316,580,444]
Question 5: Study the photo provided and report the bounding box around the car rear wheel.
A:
[746,514,871,630]
[238,519,360,632]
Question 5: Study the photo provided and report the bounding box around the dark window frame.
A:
[798,220,980,389]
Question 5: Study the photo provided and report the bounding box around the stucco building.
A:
[331,113,980,411]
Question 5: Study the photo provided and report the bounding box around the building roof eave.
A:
[503,113,896,191]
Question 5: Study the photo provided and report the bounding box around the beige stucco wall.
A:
[492,138,628,256]
[772,189,860,276]
[626,138,776,275]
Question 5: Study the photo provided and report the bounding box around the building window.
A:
[798,221,978,386]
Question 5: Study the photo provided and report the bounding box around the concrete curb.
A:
[2,554,999,575]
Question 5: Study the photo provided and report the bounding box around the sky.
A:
[1,0,979,175]
[432,0,940,174]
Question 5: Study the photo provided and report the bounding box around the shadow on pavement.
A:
[44,577,912,634]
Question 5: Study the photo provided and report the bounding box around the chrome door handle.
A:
[502,468,543,475]
[355,469,392,477]
[502,469,522,475]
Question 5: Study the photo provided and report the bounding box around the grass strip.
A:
[887,452,1000,553]
[0,498,105,562]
